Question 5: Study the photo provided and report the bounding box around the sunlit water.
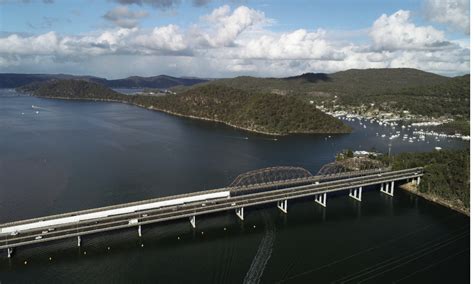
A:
[0,90,469,283]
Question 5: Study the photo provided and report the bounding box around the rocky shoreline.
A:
[399,182,469,216]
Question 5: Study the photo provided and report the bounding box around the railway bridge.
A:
[1,166,423,258]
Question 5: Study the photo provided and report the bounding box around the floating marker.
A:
[141,244,144,247]
[83,251,87,255]
[49,257,52,261]
[24,260,28,265]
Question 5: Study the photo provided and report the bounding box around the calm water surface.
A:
[0,90,469,283]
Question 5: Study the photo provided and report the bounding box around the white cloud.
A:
[370,10,449,51]
[235,28,344,60]
[199,5,268,47]
[424,0,470,35]
[0,6,469,77]
[133,25,188,53]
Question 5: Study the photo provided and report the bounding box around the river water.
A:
[0,90,469,283]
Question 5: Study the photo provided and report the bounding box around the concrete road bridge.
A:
[1,166,423,258]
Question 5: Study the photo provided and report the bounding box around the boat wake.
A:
[243,211,276,284]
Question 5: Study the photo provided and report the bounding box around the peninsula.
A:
[19,79,351,135]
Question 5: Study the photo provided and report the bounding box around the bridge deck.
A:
[0,168,423,251]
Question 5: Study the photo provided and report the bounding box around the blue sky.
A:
[0,0,470,78]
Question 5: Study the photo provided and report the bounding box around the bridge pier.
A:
[380,181,394,196]
[77,236,81,247]
[417,176,421,185]
[189,216,196,228]
[138,225,142,237]
[7,248,13,258]
[349,187,362,201]
[315,193,327,207]
[236,207,244,221]
[277,200,288,213]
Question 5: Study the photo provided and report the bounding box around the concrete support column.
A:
[7,248,13,258]
[277,200,288,213]
[315,193,327,207]
[381,182,394,196]
[189,216,196,229]
[77,236,81,247]
[417,176,421,185]
[236,207,244,221]
[349,187,362,201]
[138,225,142,237]
[391,181,395,194]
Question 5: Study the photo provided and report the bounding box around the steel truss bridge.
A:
[1,166,423,258]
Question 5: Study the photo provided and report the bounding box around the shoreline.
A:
[399,182,469,216]
[32,95,352,137]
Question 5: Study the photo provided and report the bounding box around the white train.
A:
[0,191,230,236]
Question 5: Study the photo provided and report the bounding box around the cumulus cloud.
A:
[198,5,267,47]
[103,6,148,29]
[236,28,345,60]
[0,6,469,77]
[424,0,470,35]
[133,25,188,54]
[370,10,450,51]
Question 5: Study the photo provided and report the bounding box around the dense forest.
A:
[20,79,124,100]
[11,68,469,122]
[337,74,470,119]
[187,68,469,120]
[2,73,207,89]
[378,149,470,210]
[19,79,351,135]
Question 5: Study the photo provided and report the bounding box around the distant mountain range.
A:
[4,68,469,121]
[0,73,208,89]
[11,67,469,134]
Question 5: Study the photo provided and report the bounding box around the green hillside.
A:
[134,84,351,135]
[186,68,468,120]
[20,79,351,135]
[202,68,449,95]
[379,149,470,212]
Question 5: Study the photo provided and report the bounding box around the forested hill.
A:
[20,79,123,100]
[142,84,351,135]
[19,80,351,135]
[380,149,470,214]
[0,73,207,89]
[204,68,450,95]
[193,68,469,119]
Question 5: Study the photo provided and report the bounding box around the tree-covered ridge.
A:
[338,74,470,119]
[380,149,470,210]
[20,79,351,135]
[131,84,351,134]
[199,68,449,95]
[20,79,123,100]
[188,68,469,120]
